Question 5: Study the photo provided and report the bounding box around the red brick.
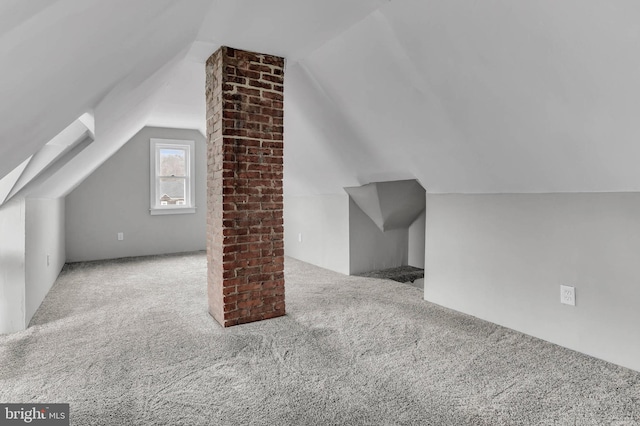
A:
[248,63,272,73]
[207,46,286,328]
[237,282,263,293]
[262,56,284,67]
[237,87,261,96]
[236,250,261,260]
[263,263,283,273]
[236,69,260,79]
[262,74,284,84]
[248,79,272,90]
[263,310,284,320]
[238,299,263,309]
[263,91,283,101]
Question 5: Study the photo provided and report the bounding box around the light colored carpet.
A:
[1,252,639,425]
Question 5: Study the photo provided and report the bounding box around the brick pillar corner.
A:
[205,46,285,327]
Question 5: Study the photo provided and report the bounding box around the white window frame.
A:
[150,138,196,215]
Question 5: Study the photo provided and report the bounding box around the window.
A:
[150,138,196,215]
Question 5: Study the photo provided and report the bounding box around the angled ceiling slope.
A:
[194,0,389,63]
[1,0,393,202]
[345,179,425,232]
[5,1,640,198]
[0,0,211,181]
[298,1,640,194]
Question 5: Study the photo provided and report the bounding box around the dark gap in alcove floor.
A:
[354,265,424,286]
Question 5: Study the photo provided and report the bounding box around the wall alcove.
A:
[345,179,426,289]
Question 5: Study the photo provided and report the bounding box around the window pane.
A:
[158,177,186,205]
[159,148,186,176]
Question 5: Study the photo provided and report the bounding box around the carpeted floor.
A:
[1,252,639,425]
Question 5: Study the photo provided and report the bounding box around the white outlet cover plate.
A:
[560,285,575,306]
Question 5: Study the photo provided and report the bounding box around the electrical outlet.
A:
[46,254,50,267]
[117,232,124,241]
[560,285,575,306]
[298,233,302,243]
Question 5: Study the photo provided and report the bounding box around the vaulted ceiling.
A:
[2,0,640,198]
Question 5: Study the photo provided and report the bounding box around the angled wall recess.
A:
[344,179,426,232]
[346,179,426,275]
[0,114,94,206]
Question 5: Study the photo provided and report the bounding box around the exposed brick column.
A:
[205,47,285,327]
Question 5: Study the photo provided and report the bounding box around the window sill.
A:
[150,207,196,216]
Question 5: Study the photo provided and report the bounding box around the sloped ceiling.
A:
[2,0,640,198]
[0,0,207,177]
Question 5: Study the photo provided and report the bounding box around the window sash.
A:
[150,139,195,214]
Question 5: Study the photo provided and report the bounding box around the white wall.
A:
[284,194,350,275]
[408,209,425,268]
[0,198,26,334]
[349,198,408,274]
[25,198,66,323]
[284,194,417,275]
[425,192,640,372]
[65,127,206,262]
